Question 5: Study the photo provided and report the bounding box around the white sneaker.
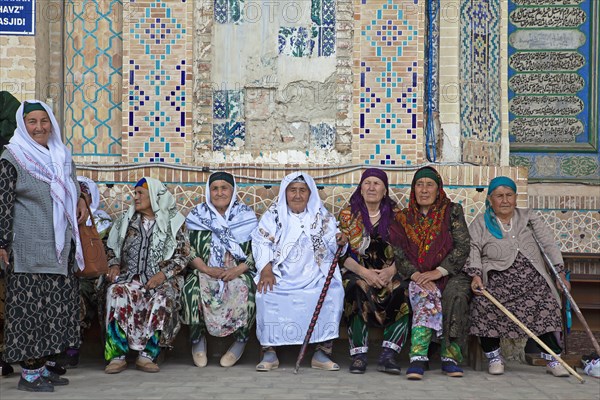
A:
[583,358,600,378]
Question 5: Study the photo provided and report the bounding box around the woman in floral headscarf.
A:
[392,166,471,380]
[338,168,409,375]
[103,177,190,374]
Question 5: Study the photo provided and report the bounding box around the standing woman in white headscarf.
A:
[0,100,88,392]
[103,177,190,374]
[181,171,258,368]
[252,172,348,372]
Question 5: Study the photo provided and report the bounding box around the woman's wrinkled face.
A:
[210,180,234,214]
[360,177,386,205]
[488,186,517,220]
[286,182,311,214]
[414,177,438,209]
[134,186,153,216]
[24,110,52,147]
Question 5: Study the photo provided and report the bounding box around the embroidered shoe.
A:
[582,358,600,378]
[406,361,426,380]
[349,354,367,374]
[488,358,504,375]
[546,361,569,377]
[441,360,464,377]
[45,360,67,376]
[17,377,54,392]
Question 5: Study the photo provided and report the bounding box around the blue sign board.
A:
[0,0,35,36]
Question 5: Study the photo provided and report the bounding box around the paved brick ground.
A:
[1,341,598,400]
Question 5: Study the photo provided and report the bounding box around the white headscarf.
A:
[107,177,185,263]
[77,175,112,234]
[5,100,84,270]
[252,171,339,276]
[186,173,258,267]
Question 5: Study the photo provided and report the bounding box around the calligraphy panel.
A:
[508,0,599,182]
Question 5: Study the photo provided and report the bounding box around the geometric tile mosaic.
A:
[122,0,192,164]
[64,0,122,157]
[354,0,424,165]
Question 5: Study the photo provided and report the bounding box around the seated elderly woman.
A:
[467,176,570,377]
[103,177,190,374]
[338,168,409,374]
[392,166,471,380]
[181,172,258,368]
[251,172,347,371]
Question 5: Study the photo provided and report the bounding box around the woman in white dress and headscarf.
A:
[251,171,347,371]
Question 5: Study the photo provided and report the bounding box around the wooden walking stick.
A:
[294,245,344,374]
[530,229,600,356]
[481,289,585,383]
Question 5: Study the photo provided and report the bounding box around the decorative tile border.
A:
[459,0,502,164]
[353,0,425,166]
[64,0,122,157]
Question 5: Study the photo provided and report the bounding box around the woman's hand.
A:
[471,275,484,295]
[361,268,385,289]
[76,197,89,225]
[412,270,442,285]
[145,271,166,290]
[107,264,120,283]
[257,264,276,294]
[0,248,9,267]
[377,265,396,286]
[336,233,348,247]
[221,263,247,282]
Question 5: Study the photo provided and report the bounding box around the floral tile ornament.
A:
[278,27,316,57]
[310,123,336,149]
[213,90,244,121]
[213,121,246,150]
[214,0,243,24]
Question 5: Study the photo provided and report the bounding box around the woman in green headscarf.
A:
[103,177,190,374]
[467,176,571,377]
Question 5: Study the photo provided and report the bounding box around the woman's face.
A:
[414,177,439,210]
[210,180,234,214]
[488,186,517,220]
[360,177,386,206]
[24,110,52,147]
[134,186,154,216]
[286,182,311,214]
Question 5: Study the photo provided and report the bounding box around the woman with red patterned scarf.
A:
[391,166,471,380]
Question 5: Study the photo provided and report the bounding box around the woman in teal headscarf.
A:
[466,176,571,378]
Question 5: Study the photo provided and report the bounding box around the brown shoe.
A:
[135,356,160,373]
[105,358,127,374]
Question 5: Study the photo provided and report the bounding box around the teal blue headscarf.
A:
[484,176,517,239]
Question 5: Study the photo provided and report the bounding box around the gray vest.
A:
[1,150,78,275]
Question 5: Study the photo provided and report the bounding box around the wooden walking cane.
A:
[529,228,600,356]
[294,245,344,374]
[481,289,585,383]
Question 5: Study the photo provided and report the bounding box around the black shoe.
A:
[63,350,80,369]
[45,360,67,375]
[17,377,54,392]
[42,370,69,386]
[377,358,402,375]
[349,354,367,374]
[0,359,14,376]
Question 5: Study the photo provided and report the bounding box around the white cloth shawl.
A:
[5,100,84,270]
